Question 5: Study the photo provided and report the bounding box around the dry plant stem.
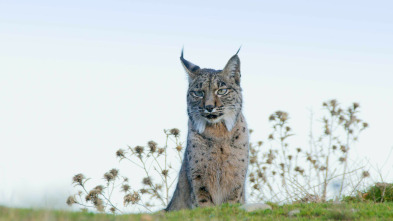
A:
[124,153,144,170]
[164,134,169,204]
[75,201,95,209]
[322,113,334,201]
[339,131,351,198]
[101,193,122,213]
[136,155,166,205]
[136,203,153,213]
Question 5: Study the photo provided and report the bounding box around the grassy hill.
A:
[1,202,393,220]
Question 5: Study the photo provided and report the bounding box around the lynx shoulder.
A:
[165,49,249,211]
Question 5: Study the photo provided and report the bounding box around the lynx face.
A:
[181,51,243,133]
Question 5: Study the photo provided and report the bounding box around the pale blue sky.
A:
[0,0,392,209]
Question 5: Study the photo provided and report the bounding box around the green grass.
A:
[2,202,393,221]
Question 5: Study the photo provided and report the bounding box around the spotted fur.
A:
[165,50,249,211]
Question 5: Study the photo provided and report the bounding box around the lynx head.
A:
[181,49,243,134]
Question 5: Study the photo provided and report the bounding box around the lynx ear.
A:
[180,49,200,81]
[222,53,241,85]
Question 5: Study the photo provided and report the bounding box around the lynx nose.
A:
[205,105,215,112]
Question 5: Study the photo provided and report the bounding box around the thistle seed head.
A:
[66,196,76,206]
[109,169,119,179]
[142,177,152,186]
[72,173,85,186]
[158,148,165,155]
[176,145,183,152]
[116,149,125,158]
[124,191,140,205]
[148,141,157,153]
[122,184,131,192]
[170,128,180,137]
[362,171,370,178]
[104,172,115,182]
[134,146,144,155]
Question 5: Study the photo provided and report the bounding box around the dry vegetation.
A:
[67,99,392,214]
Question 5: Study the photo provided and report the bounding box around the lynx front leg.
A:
[226,185,245,204]
[189,172,214,207]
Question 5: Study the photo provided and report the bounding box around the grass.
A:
[2,202,393,221]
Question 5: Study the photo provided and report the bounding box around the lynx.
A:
[165,49,249,211]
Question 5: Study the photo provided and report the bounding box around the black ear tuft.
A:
[180,48,200,80]
[235,46,242,55]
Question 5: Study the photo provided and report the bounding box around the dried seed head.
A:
[362,171,370,178]
[272,171,276,175]
[104,172,115,182]
[257,141,263,146]
[363,122,368,128]
[285,126,291,132]
[281,112,289,122]
[147,141,157,153]
[176,145,183,152]
[288,155,293,160]
[258,172,264,178]
[123,177,129,182]
[324,127,331,135]
[109,169,119,179]
[319,166,326,171]
[250,156,257,164]
[353,102,359,109]
[94,198,104,212]
[140,189,148,194]
[158,148,165,155]
[134,146,144,155]
[279,163,284,169]
[93,185,104,194]
[124,191,140,205]
[339,116,345,123]
[340,145,347,153]
[268,134,274,140]
[170,128,180,137]
[72,173,85,185]
[269,115,275,121]
[249,177,255,183]
[330,99,337,107]
[332,145,337,150]
[116,149,125,158]
[85,194,92,202]
[110,207,116,213]
[122,184,131,192]
[253,184,259,190]
[162,169,169,176]
[142,177,152,186]
[66,196,76,206]
[339,157,346,163]
[296,147,302,153]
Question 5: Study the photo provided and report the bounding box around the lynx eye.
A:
[216,88,228,95]
[191,91,204,98]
